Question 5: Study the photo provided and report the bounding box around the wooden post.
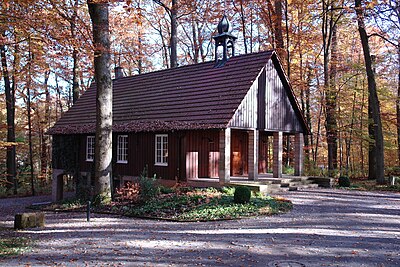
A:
[248,129,259,181]
[294,133,304,176]
[52,169,64,202]
[219,128,231,185]
[273,132,283,178]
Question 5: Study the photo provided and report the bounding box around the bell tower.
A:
[213,15,237,67]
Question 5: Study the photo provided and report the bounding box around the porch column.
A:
[294,133,304,176]
[273,132,283,178]
[248,129,259,181]
[219,128,231,185]
[52,169,65,202]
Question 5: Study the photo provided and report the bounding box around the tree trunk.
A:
[324,21,338,176]
[137,1,143,74]
[368,86,376,179]
[237,0,248,54]
[305,66,313,162]
[170,0,177,68]
[55,74,64,119]
[284,0,290,77]
[355,0,385,184]
[71,0,80,104]
[27,79,35,196]
[274,0,285,61]
[346,90,357,175]
[1,31,17,194]
[27,39,35,196]
[360,79,366,175]
[397,45,400,165]
[138,35,143,74]
[88,1,112,202]
[41,70,51,180]
[191,16,199,63]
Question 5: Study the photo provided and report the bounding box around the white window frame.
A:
[117,135,128,164]
[86,136,95,162]
[155,134,168,166]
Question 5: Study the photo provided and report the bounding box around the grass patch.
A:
[122,193,291,221]
[40,187,292,222]
[0,237,30,258]
[339,178,400,192]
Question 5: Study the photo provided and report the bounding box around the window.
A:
[117,135,128,163]
[86,136,95,162]
[155,134,168,166]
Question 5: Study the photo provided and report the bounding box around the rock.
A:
[14,212,45,229]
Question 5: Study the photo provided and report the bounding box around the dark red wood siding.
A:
[78,132,180,180]
[79,135,94,172]
[184,130,219,179]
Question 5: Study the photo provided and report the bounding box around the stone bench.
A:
[14,212,45,229]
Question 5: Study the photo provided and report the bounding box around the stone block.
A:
[14,212,45,229]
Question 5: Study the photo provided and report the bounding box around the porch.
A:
[188,174,333,194]
[217,128,305,185]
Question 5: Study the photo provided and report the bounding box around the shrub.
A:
[338,176,351,187]
[283,165,294,175]
[221,187,235,196]
[159,186,175,194]
[137,166,160,202]
[233,186,251,204]
[138,175,159,201]
[115,182,140,202]
[92,191,111,206]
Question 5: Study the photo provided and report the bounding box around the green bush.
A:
[233,186,251,204]
[159,186,175,194]
[221,187,235,196]
[283,165,294,175]
[338,176,351,187]
[137,167,159,202]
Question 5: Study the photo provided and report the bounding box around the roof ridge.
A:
[112,50,274,81]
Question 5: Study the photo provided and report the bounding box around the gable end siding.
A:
[264,60,303,132]
[228,74,259,129]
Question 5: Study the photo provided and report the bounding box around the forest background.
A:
[0,0,399,195]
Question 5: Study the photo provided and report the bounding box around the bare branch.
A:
[368,32,398,48]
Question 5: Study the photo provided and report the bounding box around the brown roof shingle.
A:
[48,51,274,135]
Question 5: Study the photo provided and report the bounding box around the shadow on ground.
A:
[0,189,399,266]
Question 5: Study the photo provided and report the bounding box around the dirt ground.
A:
[0,188,399,267]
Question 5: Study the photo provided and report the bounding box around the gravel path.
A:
[0,189,399,267]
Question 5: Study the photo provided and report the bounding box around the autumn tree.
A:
[153,0,178,68]
[372,0,400,164]
[321,0,345,176]
[88,0,112,202]
[355,0,385,183]
[0,25,17,194]
[110,1,154,75]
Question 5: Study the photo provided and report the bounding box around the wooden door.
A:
[231,131,248,176]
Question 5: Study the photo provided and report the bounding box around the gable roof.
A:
[48,50,308,135]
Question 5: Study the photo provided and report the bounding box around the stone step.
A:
[297,184,319,189]
[228,182,282,194]
[187,176,330,194]
[307,177,334,188]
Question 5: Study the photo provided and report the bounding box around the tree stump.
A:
[14,212,45,229]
